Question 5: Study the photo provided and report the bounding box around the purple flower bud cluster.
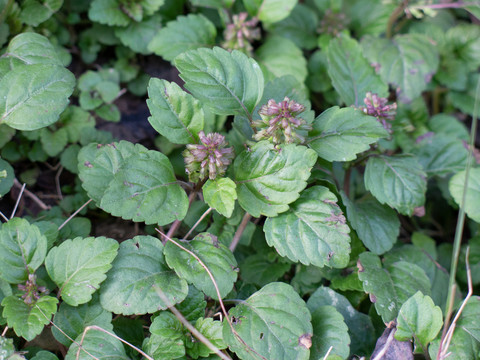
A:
[222,12,260,55]
[319,9,347,36]
[183,131,234,182]
[18,274,48,305]
[253,97,311,144]
[361,92,397,132]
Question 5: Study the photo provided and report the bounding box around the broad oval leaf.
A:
[2,33,63,67]
[364,155,427,215]
[175,47,264,117]
[1,295,58,341]
[114,14,161,55]
[147,78,204,144]
[361,34,439,103]
[148,14,217,61]
[449,168,480,223]
[0,218,47,284]
[88,0,130,26]
[164,233,238,300]
[264,186,351,268]
[358,252,431,323]
[0,158,14,197]
[341,194,400,255]
[223,282,312,360]
[0,64,75,130]
[186,317,227,358]
[327,34,388,107]
[100,235,188,315]
[144,312,185,359]
[65,327,128,360]
[244,0,298,24]
[310,305,350,359]
[234,141,317,217]
[45,236,119,306]
[307,107,389,162]
[395,291,443,348]
[202,178,237,218]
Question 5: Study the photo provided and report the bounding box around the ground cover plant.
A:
[0,0,480,359]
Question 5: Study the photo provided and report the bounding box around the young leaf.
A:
[19,0,63,26]
[65,327,128,360]
[307,107,389,162]
[176,286,207,323]
[185,318,227,358]
[234,141,317,217]
[0,218,47,284]
[341,194,400,255]
[239,253,291,287]
[361,34,439,103]
[395,291,443,349]
[45,236,119,306]
[0,158,14,198]
[449,168,480,223]
[51,297,113,346]
[40,128,68,157]
[100,236,188,315]
[202,178,237,218]
[310,305,350,360]
[264,186,351,268]
[244,0,298,24]
[143,312,185,359]
[88,0,130,26]
[164,233,238,300]
[147,78,204,144]
[1,295,58,341]
[0,64,75,131]
[223,282,312,360]
[2,33,63,67]
[364,155,427,216]
[174,47,264,117]
[31,351,59,360]
[148,14,217,61]
[114,15,161,55]
[358,252,431,323]
[327,34,388,107]
[307,286,376,356]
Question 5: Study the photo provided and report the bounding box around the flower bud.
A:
[222,12,260,56]
[361,92,397,132]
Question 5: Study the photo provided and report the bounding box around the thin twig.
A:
[372,328,396,360]
[153,286,233,360]
[1,326,8,337]
[229,212,252,252]
[386,0,409,38]
[184,207,213,240]
[58,199,93,231]
[322,346,333,360]
[0,211,8,222]
[55,166,64,200]
[10,182,25,219]
[76,326,153,360]
[408,2,478,10]
[165,191,197,242]
[156,229,268,360]
[13,178,50,210]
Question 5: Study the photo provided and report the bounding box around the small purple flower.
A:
[253,97,311,144]
[319,9,347,36]
[18,274,48,305]
[183,131,234,182]
[222,12,260,55]
[361,92,397,132]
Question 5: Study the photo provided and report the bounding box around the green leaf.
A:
[0,64,75,131]
[341,194,400,255]
[344,0,395,37]
[244,0,298,24]
[148,14,216,61]
[100,235,188,315]
[395,291,443,349]
[429,114,469,141]
[449,73,480,117]
[40,128,68,157]
[361,34,439,103]
[0,218,47,284]
[264,186,351,268]
[164,233,238,300]
[449,168,480,223]
[45,237,118,306]
[65,327,128,360]
[144,312,185,359]
[223,282,312,360]
[364,155,427,215]
[176,285,207,323]
[19,0,63,26]
[307,287,375,357]
[234,141,317,217]
[31,351,59,360]
[239,253,291,287]
[310,305,350,360]
[327,34,388,107]
[186,318,227,358]
[202,178,237,218]
[175,47,264,117]
[1,295,58,341]
[52,297,113,347]
[114,15,161,55]
[307,106,389,162]
[0,158,14,197]
[358,252,431,323]
[88,0,130,26]
[0,336,15,358]
[2,33,63,67]
[147,78,204,144]
[256,36,308,84]
[413,134,469,178]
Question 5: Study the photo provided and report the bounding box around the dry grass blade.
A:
[183,206,213,240]
[10,181,25,219]
[58,199,93,231]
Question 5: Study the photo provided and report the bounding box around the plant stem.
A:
[386,0,408,39]
[0,0,14,25]
[229,212,252,252]
[165,190,197,241]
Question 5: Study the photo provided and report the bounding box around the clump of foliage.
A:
[0,1,480,360]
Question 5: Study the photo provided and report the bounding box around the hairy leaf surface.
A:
[449,168,480,223]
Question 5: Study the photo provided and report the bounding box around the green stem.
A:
[386,0,408,39]
[0,0,13,25]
